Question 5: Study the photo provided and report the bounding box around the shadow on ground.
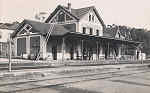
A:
[48,85,103,93]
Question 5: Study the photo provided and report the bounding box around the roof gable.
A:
[45,5,105,28]
[104,25,133,40]
[104,25,117,38]
[45,5,79,23]
[50,9,76,23]
[78,7,103,25]
[81,7,105,27]
[115,28,125,39]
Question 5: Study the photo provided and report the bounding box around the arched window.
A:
[92,15,94,22]
[89,14,91,21]
[58,11,65,22]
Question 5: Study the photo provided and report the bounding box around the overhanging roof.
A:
[12,20,143,45]
[11,19,76,38]
[64,32,143,44]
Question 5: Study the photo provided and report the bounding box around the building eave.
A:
[65,32,143,44]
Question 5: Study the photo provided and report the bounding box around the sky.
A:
[0,0,150,29]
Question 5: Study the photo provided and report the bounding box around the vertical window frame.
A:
[92,15,94,22]
[89,14,91,21]
[96,29,99,36]
[90,28,93,35]
[83,27,86,34]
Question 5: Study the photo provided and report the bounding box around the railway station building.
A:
[12,3,142,61]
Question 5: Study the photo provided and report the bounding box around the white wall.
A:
[139,52,146,60]
[78,9,103,36]
[0,29,14,42]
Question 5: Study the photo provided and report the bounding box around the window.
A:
[90,28,93,35]
[96,30,99,36]
[30,36,40,56]
[92,16,94,22]
[0,31,2,39]
[83,27,86,34]
[118,32,121,38]
[89,14,91,21]
[58,11,65,22]
[17,38,26,56]
[0,43,2,55]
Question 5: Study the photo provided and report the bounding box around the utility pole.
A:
[8,34,12,72]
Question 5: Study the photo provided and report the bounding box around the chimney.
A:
[68,3,71,12]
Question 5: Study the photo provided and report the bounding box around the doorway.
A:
[52,46,57,60]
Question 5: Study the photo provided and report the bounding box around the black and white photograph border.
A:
[0,0,150,93]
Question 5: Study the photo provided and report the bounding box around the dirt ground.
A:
[16,69,150,93]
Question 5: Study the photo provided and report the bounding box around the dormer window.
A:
[58,11,65,22]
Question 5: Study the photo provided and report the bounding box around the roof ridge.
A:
[61,5,75,10]
[74,6,94,10]
[61,5,94,11]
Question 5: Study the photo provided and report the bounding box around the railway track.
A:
[0,67,149,93]
[0,61,149,70]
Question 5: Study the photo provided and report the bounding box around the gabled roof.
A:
[104,25,118,38]
[61,6,93,19]
[45,5,105,28]
[104,25,133,40]
[45,5,79,23]
[12,20,142,44]
[11,19,76,38]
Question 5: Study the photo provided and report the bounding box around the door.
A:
[30,36,40,59]
[17,38,26,56]
[88,47,93,60]
[70,47,74,60]
[52,46,57,60]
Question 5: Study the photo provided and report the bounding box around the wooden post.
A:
[26,35,30,57]
[0,43,2,57]
[81,40,84,60]
[62,37,65,61]
[118,43,122,59]
[8,34,12,72]
[96,41,99,60]
[107,41,110,58]
[141,52,143,64]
